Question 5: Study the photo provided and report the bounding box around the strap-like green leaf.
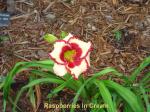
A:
[139,85,150,112]
[70,67,123,112]
[130,56,150,82]
[94,80,117,112]
[103,80,144,112]
[13,78,64,112]
[3,60,54,112]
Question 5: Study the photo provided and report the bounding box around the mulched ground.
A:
[0,0,150,112]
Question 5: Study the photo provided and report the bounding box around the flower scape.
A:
[49,33,92,79]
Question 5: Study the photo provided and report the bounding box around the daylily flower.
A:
[49,33,92,79]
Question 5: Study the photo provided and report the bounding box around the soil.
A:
[0,0,150,112]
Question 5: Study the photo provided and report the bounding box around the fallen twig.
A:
[43,1,56,13]
[13,53,31,62]
[10,11,35,20]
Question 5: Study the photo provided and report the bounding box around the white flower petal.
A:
[64,33,73,41]
[49,41,66,64]
[67,59,88,79]
[68,38,92,58]
[53,63,67,76]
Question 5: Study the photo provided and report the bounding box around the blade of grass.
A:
[139,85,150,112]
[13,78,64,112]
[70,67,123,112]
[140,72,150,84]
[91,108,106,112]
[3,60,54,100]
[130,56,150,82]
[47,77,73,99]
[123,103,134,112]
[29,87,36,111]
[145,88,150,92]
[30,69,62,79]
[94,80,116,112]
[2,60,53,112]
[3,99,6,112]
[64,74,89,100]
[90,93,106,112]
[28,76,36,111]
[103,80,144,112]
[8,97,23,112]
[0,82,4,90]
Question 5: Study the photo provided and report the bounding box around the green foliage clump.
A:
[1,56,150,112]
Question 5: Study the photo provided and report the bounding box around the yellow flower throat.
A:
[64,50,76,62]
